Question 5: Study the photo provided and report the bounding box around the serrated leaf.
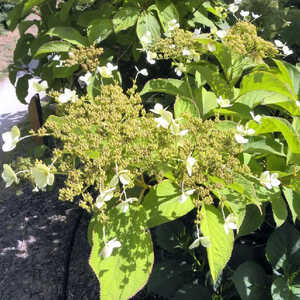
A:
[282,187,300,222]
[154,0,179,32]
[270,191,288,227]
[232,261,269,300]
[89,207,154,300]
[87,18,113,43]
[47,26,88,46]
[271,277,299,300]
[200,204,234,284]
[112,7,140,33]
[143,180,195,228]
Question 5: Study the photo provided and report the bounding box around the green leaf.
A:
[140,78,189,98]
[248,117,300,154]
[266,223,300,274]
[174,96,199,118]
[232,261,269,300]
[35,41,72,56]
[136,11,161,48]
[47,27,88,46]
[16,74,31,104]
[154,0,179,32]
[143,180,195,228]
[270,191,288,227]
[59,0,76,22]
[112,7,140,33]
[271,277,299,300]
[282,187,300,222]
[89,207,154,300]
[200,204,234,284]
[238,204,265,237]
[87,18,113,43]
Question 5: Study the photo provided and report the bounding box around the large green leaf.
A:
[282,187,300,223]
[174,96,200,118]
[136,11,161,48]
[266,223,300,274]
[270,191,288,227]
[112,7,140,33]
[47,26,88,46]
[89,207,154,300]
[271,277,300,300]
[143,180,195,228]
[200,204,234,284]
[35,41,72,56]
[232,261,269,300]
[59,0,76,22]
[87,18,113,43]
[248,117,300,155]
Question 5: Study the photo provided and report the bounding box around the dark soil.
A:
[0,181,99,300]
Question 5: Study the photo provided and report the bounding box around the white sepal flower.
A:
[31,163,54,190]
[193,28,201,38]
[2,126,21,152]
[139,68,148,76]
[53,54,63,67]
[234,0,242,4]
[240,10,249,18]
[186,155,196,177]
[237,124,255,136]
[282,45,293,56]
[296,100,300,107]
[228,4,239,13]
[79,71,92,85]
[58,88,78,104]
[100,238,121,258]
[224,214,238,235]
[150,103,165,115]
[274,40,284,48]
[175,67,182,77]
[182,48,191,56]
[146,52,156,64]
[216,30,227,39]
[217,96,232,108]
[97,62,118,78]
[252,12,261,19]
[32,80,48,94]
[168,19,180,31]
[117,197,138,213]
[2,164,19,188]
[189,236,210,249]
[179,189,195,203]
[234,134,249,144]
[95,187,116,209]
[119,170,131,186]
[260,171,281,190]
[250,111,262,123]
[155,111,173,129]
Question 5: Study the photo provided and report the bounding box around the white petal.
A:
[234,133,248,144]
[274,40,284,48]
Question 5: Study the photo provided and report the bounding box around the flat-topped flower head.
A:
[2,164,19,188]
[100,238,121,258]
[224,214,238,234]
[186,155,196,177]
[189,236,210,249]
[79,71,92,85]
[58,88,78,104]
[2,126,21,152]
[31,163,54,190]
[95,187,116,209]
[217,96,232,108]
[97,62,118,78]
[260,171,281,190]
